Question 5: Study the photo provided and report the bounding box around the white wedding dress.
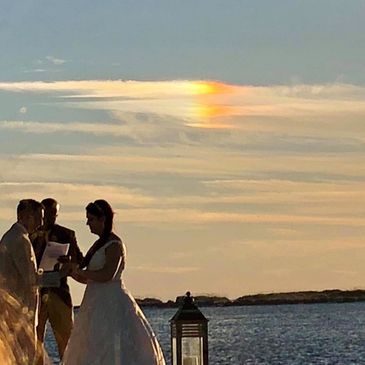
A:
[62,240,166,365]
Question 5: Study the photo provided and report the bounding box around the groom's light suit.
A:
[0,222,39,354]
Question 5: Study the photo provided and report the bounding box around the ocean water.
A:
[45,302,365,364]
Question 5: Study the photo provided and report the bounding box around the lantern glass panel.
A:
[182,336,204,365]
[172,337,177,365]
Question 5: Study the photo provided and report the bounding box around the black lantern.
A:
[170,292,209,365]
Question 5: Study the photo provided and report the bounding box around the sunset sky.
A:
[1,1,365,304]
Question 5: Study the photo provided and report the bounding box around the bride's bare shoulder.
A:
[106,234,124,253]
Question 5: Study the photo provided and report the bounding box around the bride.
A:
[62,200,165,365]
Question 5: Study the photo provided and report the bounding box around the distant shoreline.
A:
[135,289,365,308]
[74,289,365,309]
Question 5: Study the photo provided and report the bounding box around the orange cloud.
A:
[188,81,238,125]
[190,81,237,96]
[1,80,365,131]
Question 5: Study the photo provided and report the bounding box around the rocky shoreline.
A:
[134,289,365,308]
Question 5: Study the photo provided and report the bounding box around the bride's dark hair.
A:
[81,199,115,268]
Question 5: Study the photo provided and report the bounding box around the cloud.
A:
[0,145,364,197]
[0,120,129,136]
[45,56,66,65]
[0,178,363,228]
[0,80,364,131]
[0,113,193,145]
[131,265,200,274]
[22,57,67,74]
[22,68,46,74]
[0,79,363,250]
[0,182,154,208]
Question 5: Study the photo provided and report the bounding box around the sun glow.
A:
[188,81,237,125]
[0,79,242,129]
[190,81,236,96]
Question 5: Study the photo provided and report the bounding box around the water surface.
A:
[45,302,365,364]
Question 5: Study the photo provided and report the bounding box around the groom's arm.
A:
[9,236,38,309]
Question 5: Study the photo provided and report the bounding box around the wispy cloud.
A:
[0,79,364,298]
[22,57,67,74]
[1,80,364,130]
[4,150,362,180]
[0,181,363,226]
[0,182,154,208]
[22,68,47,74]
[0,120,128,136]
[131,265,200,274]
[45,56,67,65]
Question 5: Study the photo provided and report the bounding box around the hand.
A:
[59,262,76,278]
[57,255,71,264]
[70,263,80,277]
[70,265,87,281]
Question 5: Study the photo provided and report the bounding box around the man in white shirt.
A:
[0,199,44,364]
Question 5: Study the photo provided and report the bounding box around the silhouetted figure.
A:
[0,199,44,364]
[30,198,83,361]
[62,200,165,365]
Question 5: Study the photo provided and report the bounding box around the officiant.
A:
[31,198,83,361]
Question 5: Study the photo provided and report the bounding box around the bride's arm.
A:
[74,242,122,283]
[70,268,88,284]
[61,262,88,284]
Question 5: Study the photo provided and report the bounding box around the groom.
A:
[0,199,44,364]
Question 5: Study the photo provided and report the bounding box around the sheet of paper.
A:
[39,241,70,271]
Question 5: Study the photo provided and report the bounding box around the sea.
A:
[45,302,365,364]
